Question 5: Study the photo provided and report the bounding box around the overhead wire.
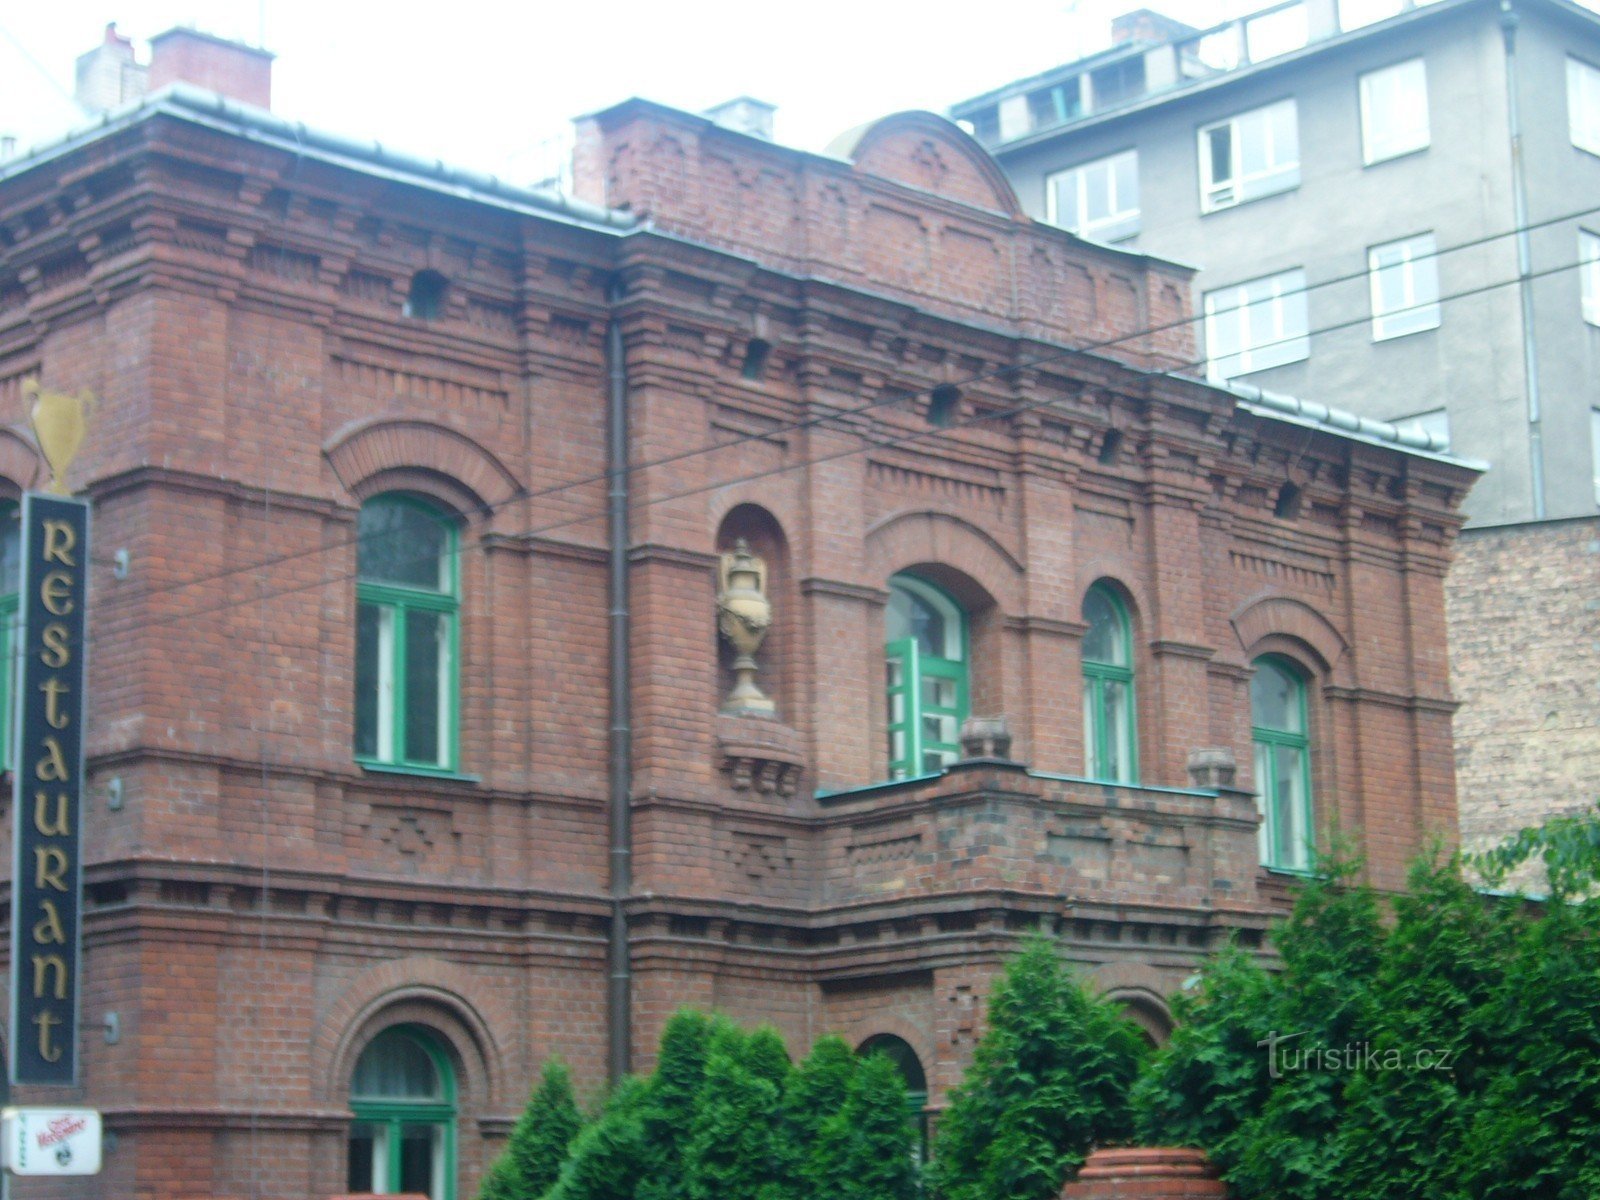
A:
[75,197,1600,612]
[74,243,1593,650]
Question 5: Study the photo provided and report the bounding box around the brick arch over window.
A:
[0,428,44,494]
[1091,962,1176,1043]
[324,418,523,515]
[1230,596,1352,687]
[864,510,1023,614]
[314,957,508,1108]
[831,111,1025,217]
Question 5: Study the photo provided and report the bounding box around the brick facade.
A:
[0,93,1475,1199]
[1447,516,1600,875]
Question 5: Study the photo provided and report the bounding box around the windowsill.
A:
[1262,863,1319,879]
[1200,179,1299,216]
[1363,143,1430,168]
[1371,319,1440,343]
[1208,352,1310,382]
[356,760,480,784]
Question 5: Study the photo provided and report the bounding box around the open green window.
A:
[355,495,459,773]
[1251,655,1314,871]
[1082,584,1137,784]
[885,575,968,780]
[347,1026,456,1199]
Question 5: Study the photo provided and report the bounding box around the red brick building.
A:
[0,51,1476,1200]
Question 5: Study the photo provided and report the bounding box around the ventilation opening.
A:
[1274,481,1303,520]
[927,384,961,429]
[403,270,447,320]
[1098,428,1124,464]
[740,338,772,381]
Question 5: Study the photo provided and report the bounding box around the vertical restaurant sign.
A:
[10,493,89,1085]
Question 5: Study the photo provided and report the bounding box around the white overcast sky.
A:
[2,0,1262,184]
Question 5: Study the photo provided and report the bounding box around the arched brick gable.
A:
[324,418,523,514]
[864,509,1023,612]
[832,111,1024,217]
[314,956,509,1107]
[1230,595,1352,686]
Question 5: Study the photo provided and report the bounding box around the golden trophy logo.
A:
[22,379,94,496]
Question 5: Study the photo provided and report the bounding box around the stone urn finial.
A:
[717,539,775,716]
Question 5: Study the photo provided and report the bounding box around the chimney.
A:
[74,22,149,113]
[702,97,777,141]
[148,28,274,110]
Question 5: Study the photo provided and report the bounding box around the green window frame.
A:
[1082,584,1137,783]
[347,1025,457,1200]
[355,495,460,774]
[885,575,969,780]
[1251,655,1314,871]
[0,503,18,775]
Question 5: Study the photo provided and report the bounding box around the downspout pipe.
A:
[1501,0,1547,519]
[605,277,633,1084]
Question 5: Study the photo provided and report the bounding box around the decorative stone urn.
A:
[716,538,775,716]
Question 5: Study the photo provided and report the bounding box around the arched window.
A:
[858,1034,929,1161]
[1251,655,1313,871]
[0,502,18,773]
[885,575,968,779]
[355,496,459,772]
[347,1026,456,1199]
[1082,584,1136,784]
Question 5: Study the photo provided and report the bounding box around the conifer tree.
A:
[682,1035,789,1200]
[928,933,1145,1200]
[784,1034,860,1189]
[636,1010,719,1200]
[812,1051,920,1200]
[545,1076,650,1200]
[741,1026,794,1091]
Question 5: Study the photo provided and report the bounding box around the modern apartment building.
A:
[953,0,1600,866]
[952,0,1600,527]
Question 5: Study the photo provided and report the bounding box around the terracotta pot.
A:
[1061,1146,1230,1198]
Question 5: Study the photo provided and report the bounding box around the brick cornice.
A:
[86,464,351,519]
[800,577,890,604]
[1149,639,1215,661]
[1003,615,1085,638]
[1323,685,1458,714]
[627,542,718,571]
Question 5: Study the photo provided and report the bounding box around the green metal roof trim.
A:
[1216,376,1487,470]
[0,82,637,234]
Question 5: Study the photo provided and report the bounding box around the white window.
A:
[1199,100,1299,211]
[1369,234,1441,340]
[1569,57,1600,156]
[1046,151,1140,242]
[1592,409,1600,505]
[1338,0,1402,31]
[1360,59,1429,164]
[1581,230,1600,326]
[1246,4,1309,62]
[1203,269,1310,379]
[998,94,1031,142]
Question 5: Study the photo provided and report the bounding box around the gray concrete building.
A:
[952,0,1600,527]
